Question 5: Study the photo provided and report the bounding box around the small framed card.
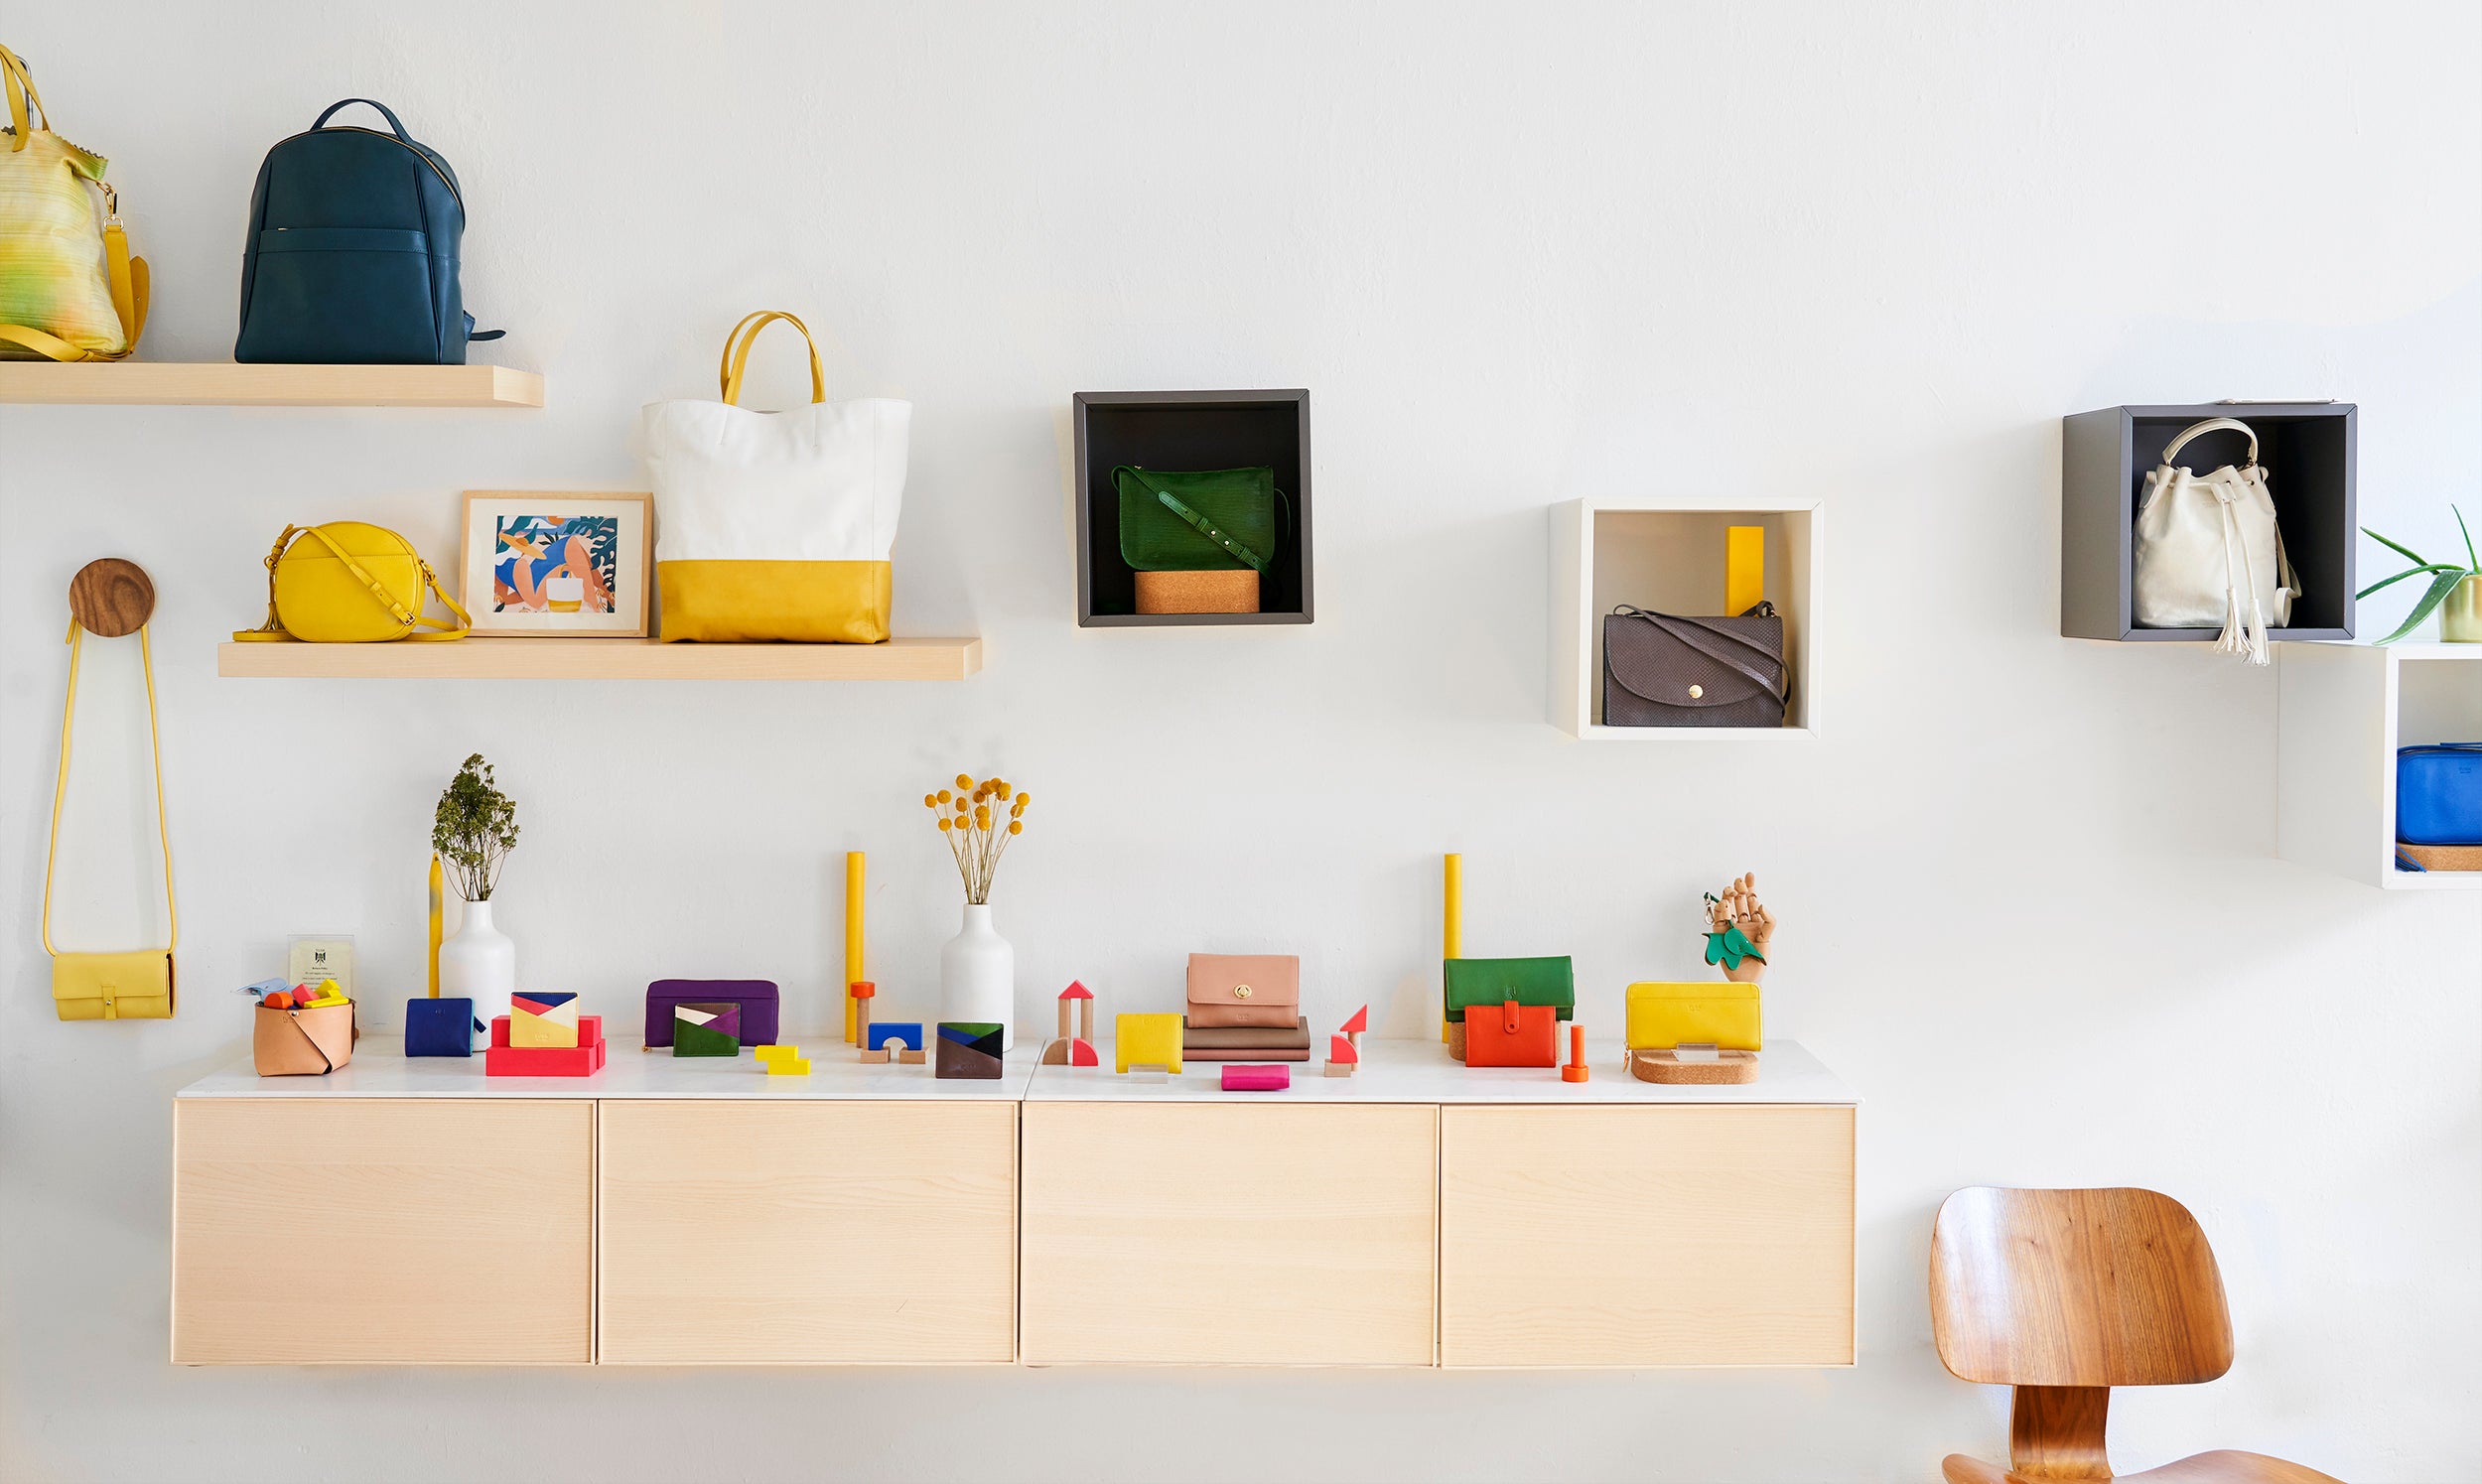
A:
[459,490,653,637]
[287,935,353,997]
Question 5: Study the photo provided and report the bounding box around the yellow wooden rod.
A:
[844,851,865,1042]
[426,855,443,999]
[1443,852,1462,1040]
[1725,525,1764,616]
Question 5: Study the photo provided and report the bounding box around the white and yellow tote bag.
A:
[630,312,909,642]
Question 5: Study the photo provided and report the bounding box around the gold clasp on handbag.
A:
[1232,984,1252,999]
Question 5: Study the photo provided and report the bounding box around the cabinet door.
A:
[597,1101,1018,1364]
[173,1099,593,1364]
[1440,1105,1855,1367]
[1020,1103,1437,1366]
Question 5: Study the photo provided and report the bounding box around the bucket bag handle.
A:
[2159,417,2260,470]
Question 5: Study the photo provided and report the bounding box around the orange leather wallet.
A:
[253,1002,356,1076]
[1185,953,1301,1028]
[1463,998,1558,1067]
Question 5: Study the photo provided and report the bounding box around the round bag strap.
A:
[3,45,50,148]
[2160,417,2259,469]
[312,97,413,141]
[718,312,826,407]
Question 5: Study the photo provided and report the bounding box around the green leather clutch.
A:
[1443,956,1576,1021]
[1113,466,1287,573]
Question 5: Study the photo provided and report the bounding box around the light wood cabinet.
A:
[172,1099,593,1364]
[1019,1103,1438,1366]
[1438,1104,1855,1367]
[596,1101,1018,1364]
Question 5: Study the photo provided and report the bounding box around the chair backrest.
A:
[1930,1186,2234,1388]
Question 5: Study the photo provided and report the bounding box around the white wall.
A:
[4,3,2478,1480]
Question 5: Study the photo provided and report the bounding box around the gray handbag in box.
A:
[1602,604,1787,728]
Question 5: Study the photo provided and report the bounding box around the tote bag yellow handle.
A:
[44,621,175,955]
[717,311,826,406]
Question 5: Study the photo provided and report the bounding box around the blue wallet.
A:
[2398,743,2482,845]
[406,997,483,1057]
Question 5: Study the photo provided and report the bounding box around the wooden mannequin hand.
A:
[1708,873,1772,984]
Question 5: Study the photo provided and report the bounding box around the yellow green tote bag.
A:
[0,44,148,361]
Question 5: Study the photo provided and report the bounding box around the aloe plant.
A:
[2359,505,2477,644]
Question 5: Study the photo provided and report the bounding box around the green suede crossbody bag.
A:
[1112,465,1290,573]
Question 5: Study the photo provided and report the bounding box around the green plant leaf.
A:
[2358,563,2465,601]
[2362,527,2433,567]
[2376,567,2473,644]
[2457,504,2477,573]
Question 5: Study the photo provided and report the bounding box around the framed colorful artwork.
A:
[458,491,654,637]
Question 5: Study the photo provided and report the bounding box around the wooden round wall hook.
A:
[69,558,157,637]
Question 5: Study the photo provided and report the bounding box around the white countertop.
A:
[176,1034,1039,1100]
[177,1036,1853,1107]
[1025,1037,1856,1106]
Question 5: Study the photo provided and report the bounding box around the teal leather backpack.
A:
[234,98,500,364]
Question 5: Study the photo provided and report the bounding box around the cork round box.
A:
[1135,569,1259,614]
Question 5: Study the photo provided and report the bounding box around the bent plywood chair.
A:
[1929,1186,2344,1484]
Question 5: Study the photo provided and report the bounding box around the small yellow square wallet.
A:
[1624,981,1760,1053]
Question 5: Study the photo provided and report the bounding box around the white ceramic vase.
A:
[939,902,1015,1050]
[437,897,517,1026]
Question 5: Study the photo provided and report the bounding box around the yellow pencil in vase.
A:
[427,855,443,998]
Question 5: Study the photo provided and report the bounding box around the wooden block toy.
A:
[934,1022,1005,1079]
[672,1004,741,1057]
[510,991,580,1048]
[1323,1005,1367,1077]
[1114,1012,1184,1075]
[485,1015,607,1077]
[1221,1063,1291,1092]
[1041,981,1101,1066]
[1562,1022,1590,1083]
[868,1021,924,1066]
[764,1053,811,1075]
[850,981,877,1058]
[754,1044,795,1063]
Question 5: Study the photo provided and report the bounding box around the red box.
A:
[484,1014,607,1077]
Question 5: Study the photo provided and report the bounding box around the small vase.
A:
[437,898,517,1027]
[939,902,1016,1051]
[2442,574,2481,643]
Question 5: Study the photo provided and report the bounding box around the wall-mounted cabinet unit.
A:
[2277,643,2482,889]
[1072,390,1311,626]
[1550,495,1821,741]
[2062,403,2355,643]
[0,361,543,407]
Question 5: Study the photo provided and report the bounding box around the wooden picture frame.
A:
[458,491,654,637]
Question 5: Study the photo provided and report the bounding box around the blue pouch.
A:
[2399,744,2482,846]
[406,997,483,1057]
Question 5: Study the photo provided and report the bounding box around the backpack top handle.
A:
[312,97,412,142]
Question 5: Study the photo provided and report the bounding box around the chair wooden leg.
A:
[2010,1385,2115,1482]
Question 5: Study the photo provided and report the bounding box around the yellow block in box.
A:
[1135,569,1259,614]
[1625,981,1760,1052]
[1725,526,1764,615]
[657,560,891,643]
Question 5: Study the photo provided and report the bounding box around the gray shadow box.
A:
[2061,402,2356,642]
[1072,390,1311,626]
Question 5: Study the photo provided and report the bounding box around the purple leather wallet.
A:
[644,979,778,1047]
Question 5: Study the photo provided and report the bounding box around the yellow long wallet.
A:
[45,620,176,1019]
[1624,981,1760,1053]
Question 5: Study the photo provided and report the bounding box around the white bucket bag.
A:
[2133,417,2298,665]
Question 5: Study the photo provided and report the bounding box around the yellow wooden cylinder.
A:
[1725,526,1764,615]
[844,851,866,1042]
[1442,853,1462,1040]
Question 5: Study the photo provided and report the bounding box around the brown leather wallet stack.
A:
[1181,953,1310,1061]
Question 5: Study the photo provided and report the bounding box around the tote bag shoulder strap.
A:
[43,622,175,955]
[718,312,826,406]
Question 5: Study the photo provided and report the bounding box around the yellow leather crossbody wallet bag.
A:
[231,522,471,643]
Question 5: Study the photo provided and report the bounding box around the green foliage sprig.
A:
[432,753,518,901]
[2360,506,2478,644]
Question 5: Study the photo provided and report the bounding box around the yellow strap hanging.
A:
[717,311,826,407]
[43,621,176,956]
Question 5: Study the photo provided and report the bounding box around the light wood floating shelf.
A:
[0,361,543,407]
[216,636,983,681]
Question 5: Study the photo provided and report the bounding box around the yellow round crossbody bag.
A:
[231,522,472,642]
